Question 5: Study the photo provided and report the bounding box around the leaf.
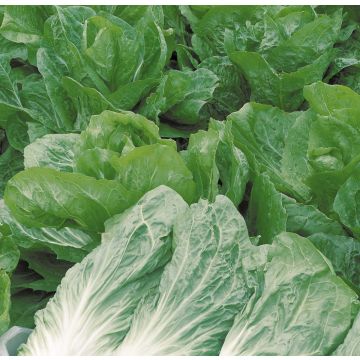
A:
[309,233,360,291]
[230,50,333,111]
[36,47,75,132]
[10,290,50,329]
[228,102,309,201]
[182,128,220,202]
[209,119,249,205]
[333,311,360,355]
[24,134,80,172]
[0,146,23,197]
[111,144,196,204]
[0,271,10,335]
[248,174,287,245]
[303,82,360,213]
[116,195,256,355]
[17,250,72,292]
[333,170,360,237]
[140,68,219,125]
[78,110,171,154]
[0,200,97,263]
[221,232,359,356]
[20,186,188,355]
[0,235,19,273]
[0,6,52,45]
[198,56,249,118]
[4,167,139,232]
[183,119,249,206]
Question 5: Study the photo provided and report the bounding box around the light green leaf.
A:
[0,271,10,336]
[140,68,218,125]
[228,102,308,201]
[111,144,196,204]
[0,199,95,263]
[20,186,188,355]
[221,232,359,356]
[248,174,287,245]
[4,167,139,232]
[24,134,80,172]
[0,235,19,273]
[116,195,255,355]
[333,311,360,355]
[333,170,360,237]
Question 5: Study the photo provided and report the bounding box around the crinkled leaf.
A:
[20,186,188,355]
[116,195,255,355]
[221,232,359,356]
[4,167,139,232]
[24,134,80,172]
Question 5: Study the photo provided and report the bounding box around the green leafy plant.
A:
[0,5,360,356]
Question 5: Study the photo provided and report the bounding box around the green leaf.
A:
[0,146,23,197]
[230,50,333,111]
[198,56,249,118]
[111,144,196,204]
[116,195,256,355]
[303,82,360,213]
[0,271,10,335]
[228,102,309,201]
[209,119,249,205]
[0,235,19,273]
[0,199,95,263]
[18,249,72,292]
[183,119,249,205]
[20,186,188,355]
[140,68,218,125]
[333,170,360,237]
[221,232,359,356]
[333,311,360,355]
[309,233,360,291]
[4,167,139,232]
[78,110,171,153]
[36,47,75,131]
[24,134,80,172]
[10,290,50,329]
[248,174,287,245]
[182,128,220,202]
[0,6,52,45]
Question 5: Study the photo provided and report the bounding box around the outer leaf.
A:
[0,235,19,272]
[333,311,360,355]
[20,186,188,355]
[198,56,249,118]
[209,119,249,206]
[309,233,360,291]
[0,6,51,44]
[0,271,10,336]
[334,171,360,237]
[4,167,139,232]
[0,146,23,197]
[111,144,196,204]
[116,195,256,355]
[0,200,96,263]
[24,134,80,172]
[221,232,359,355]
[140,68,218,125]
[248,174,287,245]
[182,128,220,202]
[230,50,333,111]
[228,102,308,201]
